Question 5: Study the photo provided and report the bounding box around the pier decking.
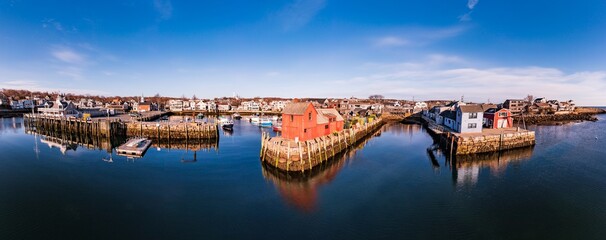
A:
[116,138,153,157]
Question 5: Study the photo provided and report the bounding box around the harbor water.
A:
[1,113,606,239]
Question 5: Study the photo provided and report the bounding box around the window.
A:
[304,129,307,133]
[325,125,329,129]
[498,112,508,117]
[469,112,477,119]
[308,113,312,121]
[290,115,294,122]
[468,123,477,128]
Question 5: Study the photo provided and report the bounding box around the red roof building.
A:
[483,108,513,129]
[281,102,345,141]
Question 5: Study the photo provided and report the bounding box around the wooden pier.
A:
[23,113,219,141]
[260,118,384,172]
[421,116,535,155]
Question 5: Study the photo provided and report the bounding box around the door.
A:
[498,119,507,128]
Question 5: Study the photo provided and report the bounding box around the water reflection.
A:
[429,147,534,187]
[0,117,24,134]
[24,121,219,158]
[262,129,382,212]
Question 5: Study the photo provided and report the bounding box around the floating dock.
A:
[116,138,152,157]
[260,118,384,172]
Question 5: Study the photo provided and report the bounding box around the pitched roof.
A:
[317,108,344,123]
[440,110,457,120]
[458,104,484,113]
[282,102,312,115]
[481,104,497,111]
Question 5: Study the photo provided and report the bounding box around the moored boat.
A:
[260,118,273,126]
[250,116,260,123]
[222,120,234,130]
[232,112,242,120]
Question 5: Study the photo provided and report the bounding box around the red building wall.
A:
[483,109,513,129]
[282,104,319,141]
[282,104,344,141]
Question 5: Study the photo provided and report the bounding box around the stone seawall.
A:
[260,119,384,172]
[125,122,218,139]
[452,131,536,155]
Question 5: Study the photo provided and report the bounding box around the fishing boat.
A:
[260,118,273,127]
[272,124,282,132]
[196,113,204,119]
[232,112,242,120]
[116,138,152,157]
[218,116,230,124]
[250,116,260,124]
[222,120,234,130]
[271,115,279,121]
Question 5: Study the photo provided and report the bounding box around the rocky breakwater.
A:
[515,113,598,125]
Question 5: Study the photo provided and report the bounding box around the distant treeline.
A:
[1,88,172,103]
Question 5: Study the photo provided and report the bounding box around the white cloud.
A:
[375,25,469,47]
[42,19,63,31]
[154,0,173,20]
[0,80,107,95]
[51,49,86,64]
[467,0,479,9]
[0,80,41,90]
[275,0,326,31]
[374,36,409,47]
[458,12,472,22]
[337,58,606,105]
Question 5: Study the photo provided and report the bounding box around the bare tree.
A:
[525,94,534,103]
[369,94,384,100]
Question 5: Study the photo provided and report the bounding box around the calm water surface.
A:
[1,113,606,239]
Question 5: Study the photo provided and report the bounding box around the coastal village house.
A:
[281,102,344,141]
[483,108,513,129]
[454,105,484,133]
[503,99,527,116]
[38,95,78,116]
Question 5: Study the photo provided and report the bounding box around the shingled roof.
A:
[282,102,312,115]
[458,104,484,113]
[317,108,345,124]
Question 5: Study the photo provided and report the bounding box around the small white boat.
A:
[250,116,260,123]
[271,115,279,121]
[260,118,273,126]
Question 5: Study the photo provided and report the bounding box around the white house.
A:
[270,101,287,111]
[168,99,184,111]
[454,105,484,133]
[413,101,428,113]
[196,100,208,111]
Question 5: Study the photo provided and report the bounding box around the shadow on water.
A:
[261,126,383,213]
[426,139,535,186]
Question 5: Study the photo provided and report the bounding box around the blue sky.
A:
[0,0,605,104]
